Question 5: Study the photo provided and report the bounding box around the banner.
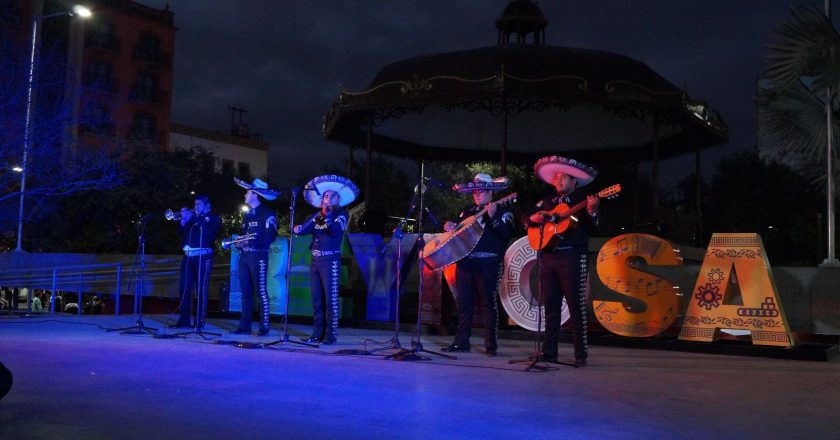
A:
[347,233,418,322]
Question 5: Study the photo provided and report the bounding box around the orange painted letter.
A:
[678,233,793,347]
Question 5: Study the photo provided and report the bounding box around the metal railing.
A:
[0,259,230,316]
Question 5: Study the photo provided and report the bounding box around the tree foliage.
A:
[0,18,122,249]
[26,146,257,254]
[675,150,822,265]
[759,5,840,189]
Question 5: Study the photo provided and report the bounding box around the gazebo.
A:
[322,0,728,227]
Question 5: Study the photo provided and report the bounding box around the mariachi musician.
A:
[171,194,222,329]
[524,156,600,367]
[293,175,359,345]
[441,173,515,356]
[231,178,279,336]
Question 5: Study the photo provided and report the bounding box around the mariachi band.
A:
[170,155,601,367]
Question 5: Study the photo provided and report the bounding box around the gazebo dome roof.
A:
[495,0,548,35]
[369,44,678,98]
[322,2,727,164]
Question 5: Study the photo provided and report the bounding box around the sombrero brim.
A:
[235,177,279,201]
[254,190,279,201]
[303,175,360,208]
[534,156,597,187]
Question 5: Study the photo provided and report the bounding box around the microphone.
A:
[424,207,441,228]
[422,177,446,189]
[305,183,321,196]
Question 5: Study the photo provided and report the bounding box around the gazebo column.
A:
[500,77,508,175]
[651,115,661,222]
[348,144,354,180]
[695,144,703,246]
[418,159,426,229]
[366,119,373,203]
[633,160,640,227]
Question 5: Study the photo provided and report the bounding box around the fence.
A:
[0,259,230,316]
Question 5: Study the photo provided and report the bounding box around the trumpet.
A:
[165,208,194,221]
[222,233,257,250]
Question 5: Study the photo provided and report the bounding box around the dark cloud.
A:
[139,0,819,185]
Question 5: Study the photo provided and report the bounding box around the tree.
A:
[0,19,122,251]
[759,4,840,263]
[675,150,822,265]
[29,145,250,254]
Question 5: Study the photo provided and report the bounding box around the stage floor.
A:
[1,315,838,439]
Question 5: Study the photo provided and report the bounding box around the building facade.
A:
[169,122,269,179]
[4,0,176,152]
[76,0,176,150]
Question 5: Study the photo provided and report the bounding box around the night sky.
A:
[137,0,819,187]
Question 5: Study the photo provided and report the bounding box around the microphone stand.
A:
[237,184,318,349]
[108,216,157,335]
[340,190,418,356]
[509,215,573,370]
[385,175,455,361]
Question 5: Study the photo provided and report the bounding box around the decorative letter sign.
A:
[678,233,794,347]
[498,236,569,331]
[594,234,683,337]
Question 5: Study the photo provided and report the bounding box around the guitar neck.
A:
[560,190,610,217]
[476,193,517,217]
[564,199,589,217]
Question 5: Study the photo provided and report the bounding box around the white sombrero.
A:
[452,173,510,194]
[303,174,360,208]
[534,155,597,187]
[235,177,279,201]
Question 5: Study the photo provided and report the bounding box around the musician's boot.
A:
[441,343,470,353]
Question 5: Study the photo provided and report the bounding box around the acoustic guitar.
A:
[423,192,518,271]
[527,184,621,250]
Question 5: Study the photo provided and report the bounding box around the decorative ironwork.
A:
[601,103,652,123]
[370,105,427,127]
[604,80,685,99]
[400,75,433,94]
[321,41,729,161]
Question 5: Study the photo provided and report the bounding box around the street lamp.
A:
[72,5,93,18]
[15,4,92,252]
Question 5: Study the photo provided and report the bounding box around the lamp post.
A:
[15,4,92,252]
[822,0,839,266]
